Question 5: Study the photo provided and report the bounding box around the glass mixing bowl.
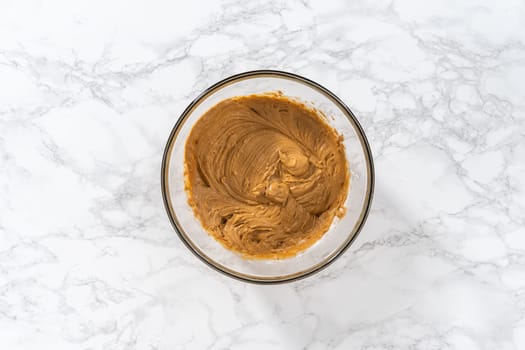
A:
[161,70,374,283]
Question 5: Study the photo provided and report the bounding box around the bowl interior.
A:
[162,71,373,283]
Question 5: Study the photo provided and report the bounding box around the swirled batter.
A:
[184,93,349,259]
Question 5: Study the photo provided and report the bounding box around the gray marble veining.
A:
[1,0,525,349]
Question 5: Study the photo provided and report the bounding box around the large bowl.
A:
[161,70,374,284]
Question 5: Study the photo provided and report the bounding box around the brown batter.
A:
[184,93,349,259]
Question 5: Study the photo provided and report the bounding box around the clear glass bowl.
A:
[161,70,374,283]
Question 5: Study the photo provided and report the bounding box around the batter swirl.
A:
[184,93,349,259]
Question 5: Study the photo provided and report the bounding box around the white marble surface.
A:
[1,0,525,349]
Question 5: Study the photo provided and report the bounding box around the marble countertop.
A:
[1,0,525,349]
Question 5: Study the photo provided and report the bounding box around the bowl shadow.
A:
[243,182,434,349]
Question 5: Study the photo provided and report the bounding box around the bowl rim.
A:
[161,69,375,284]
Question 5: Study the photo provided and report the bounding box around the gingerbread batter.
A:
[184,93,349,259]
